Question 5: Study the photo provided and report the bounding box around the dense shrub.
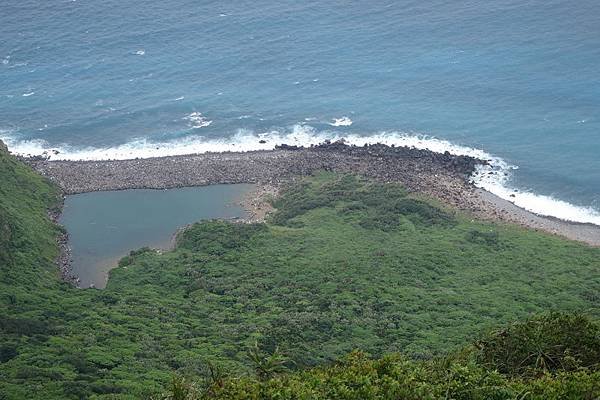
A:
[271,173,455,230]
[177,221,267,255]
[474,312,600,377]
[118,246,154,267]
[393,198,455,227]
[156,312,600,399]
[61,381,92,400]
[90,382,124,394]
[2,153,600,400]
[0,316,50,336]
[0,144,61,283]
[0,209,14,268]
[14,366,63,380]
[466,229,502,248]
[163,347,600,400]
[64,352,98,374]
[0,343,18,363]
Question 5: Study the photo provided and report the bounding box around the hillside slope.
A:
[164,313,600,400]
[0,141,62,285]
[0,146,599,399]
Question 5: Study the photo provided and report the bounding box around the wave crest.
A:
[184,112,212,129]
[330,116,353,126]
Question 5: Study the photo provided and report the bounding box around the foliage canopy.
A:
[0,147,599,399]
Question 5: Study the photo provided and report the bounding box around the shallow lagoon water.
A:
[59,184,253,288]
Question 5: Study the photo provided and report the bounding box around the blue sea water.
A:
[1,0,599,224]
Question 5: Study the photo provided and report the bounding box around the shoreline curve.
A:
[22,141,600,247]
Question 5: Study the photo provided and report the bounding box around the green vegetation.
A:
[0,146,599,399]
[159,313,600,399]
[474,312,600,377]
[0,145,62,284]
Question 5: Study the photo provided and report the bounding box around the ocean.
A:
[1,0,599,224]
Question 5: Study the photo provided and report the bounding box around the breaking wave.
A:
[330,116,353,126]
[1,124,599,225]
[184,112,212,129]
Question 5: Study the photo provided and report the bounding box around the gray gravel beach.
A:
[25,142,600,247]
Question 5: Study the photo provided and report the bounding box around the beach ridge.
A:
[24,141,600,246]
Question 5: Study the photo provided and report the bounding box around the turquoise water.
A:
[1,1,599,224]
[59,185,252,288]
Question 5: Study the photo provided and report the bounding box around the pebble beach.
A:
[25,141,600,247]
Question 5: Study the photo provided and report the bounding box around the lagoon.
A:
[59,184,253,288]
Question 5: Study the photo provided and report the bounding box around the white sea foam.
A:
[184,112,212,129]
[1,124,599,225]
[474,170,600,226]
[22,91,35,97]
[330,116,353,126]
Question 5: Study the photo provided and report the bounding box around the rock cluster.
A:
[46,198,80,285]
[28,142,483,201]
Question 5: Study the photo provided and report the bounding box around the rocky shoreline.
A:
[239,184,278,223]
[26,141,481,196]
[47,197,80,286]
[25,141,600,247]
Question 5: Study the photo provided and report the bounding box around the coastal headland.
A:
[23,141,600,246]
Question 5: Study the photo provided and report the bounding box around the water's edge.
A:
[7,131,598,226]
[58,184,255,289]
[25,142,600,248]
